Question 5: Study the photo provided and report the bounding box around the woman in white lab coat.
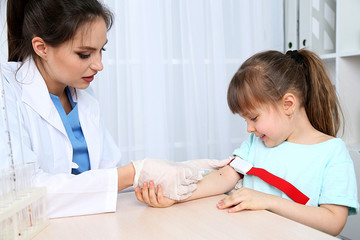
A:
[1,0,220,218]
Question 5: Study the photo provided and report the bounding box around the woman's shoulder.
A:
[1,61,21,76]
[1,61,21,68]
[1,59,37,84]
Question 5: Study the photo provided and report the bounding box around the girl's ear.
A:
[282,93,296,116]
[32,37,48,60]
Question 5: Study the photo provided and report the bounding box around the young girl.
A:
[2,0,215,218]
[135,49,359,236]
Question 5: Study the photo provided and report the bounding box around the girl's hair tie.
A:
[286,50,303,63]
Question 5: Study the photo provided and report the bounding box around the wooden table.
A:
[34,192,337,240]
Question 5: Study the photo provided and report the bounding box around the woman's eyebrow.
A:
[77,40,108,51]
[77,46,97,51]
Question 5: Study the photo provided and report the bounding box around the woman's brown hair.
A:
[7,0,114,62]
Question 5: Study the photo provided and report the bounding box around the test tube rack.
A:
[0,168,49,240]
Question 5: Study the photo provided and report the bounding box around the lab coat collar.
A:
[18,58,102,169]
[19,58,67,136]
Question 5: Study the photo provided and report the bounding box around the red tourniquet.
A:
[228,158,310,205]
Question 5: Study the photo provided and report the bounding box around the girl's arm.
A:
[135,165,241,207]
[185,165,241,201]
[135,165,348,236]
[217,188,348,236]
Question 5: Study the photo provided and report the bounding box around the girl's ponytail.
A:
[299,49,343,137]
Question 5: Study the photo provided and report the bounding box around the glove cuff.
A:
[131,160,144,188]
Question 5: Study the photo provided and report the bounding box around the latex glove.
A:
[181,157,232,175]
[132,158,203,200]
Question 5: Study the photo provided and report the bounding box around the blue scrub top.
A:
[50,87,90,175]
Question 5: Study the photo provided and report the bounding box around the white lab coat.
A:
[0,58,122,218]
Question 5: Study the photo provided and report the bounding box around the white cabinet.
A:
[285,0,336,54]
[285,0,360,148]
[285,1,360,239]
[284,0,299,50]
[336,0,360,148]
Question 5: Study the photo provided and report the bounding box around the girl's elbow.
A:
[321,204,348,236]
[329,218,347,236]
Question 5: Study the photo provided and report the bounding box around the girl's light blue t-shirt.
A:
[50,88,90,175]
[233,133,359,215]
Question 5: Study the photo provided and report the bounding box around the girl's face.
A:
[241,103,292,147]
[40,18,108,95]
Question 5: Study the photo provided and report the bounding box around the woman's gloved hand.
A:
[181,158,232,175]
[132,158,203,200]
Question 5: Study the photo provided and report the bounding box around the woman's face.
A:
[40,18,108,96]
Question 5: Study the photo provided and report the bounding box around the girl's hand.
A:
[216,187,273,212]
[135,181,176,208]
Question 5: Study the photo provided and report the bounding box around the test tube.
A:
[0,168,14,208]
[0,217,14,240]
